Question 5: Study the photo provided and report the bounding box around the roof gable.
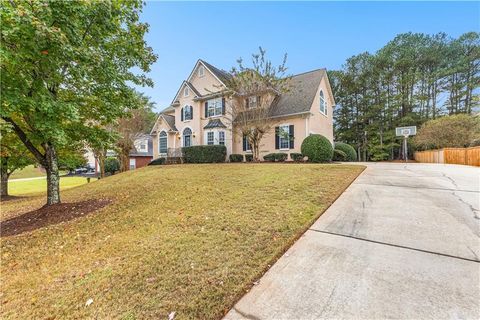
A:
[187,59,231,88]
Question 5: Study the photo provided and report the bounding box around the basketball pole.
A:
[403,135,408,163]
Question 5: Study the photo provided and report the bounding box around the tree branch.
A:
[1,117,46,165]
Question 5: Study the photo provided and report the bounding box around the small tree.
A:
[224,48,291,161]
[413,114,480,150]
[115,94,156,172]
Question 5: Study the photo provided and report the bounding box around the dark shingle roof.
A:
[269,69,326,118]
[162,114,177,131]
[185,81,201,97]
[203,119,227,129]
[200,60,232,84]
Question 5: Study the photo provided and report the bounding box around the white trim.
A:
[278,123,292,150]
[182,126,193,147]
[158,130,168,156]
[187,60,227,88]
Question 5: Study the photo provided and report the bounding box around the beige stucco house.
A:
[150,59,335,161]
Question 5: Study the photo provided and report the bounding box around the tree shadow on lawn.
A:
[0,199,111,237]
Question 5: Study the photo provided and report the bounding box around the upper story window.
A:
[184,86,189,97]
[246,96,259,109]
[198,65,205,77]
[206,97,224,117]
[320,90,327,115]
[182,105,193,121]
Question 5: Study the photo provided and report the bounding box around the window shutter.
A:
[181,107,184,122]
[190,106,193,120]
[205,102,208,118]
[242,136,246,151]
[289,125,294,149]
[275,127,279,150]
[222,97,225,115]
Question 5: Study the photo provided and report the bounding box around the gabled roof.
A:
[199,60,232,84]
[161,114,177,132]
[171,81,202,105]
[269,69,334,118]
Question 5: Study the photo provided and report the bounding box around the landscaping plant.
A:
[334,142,357,161]
[301,134,334,163]
[182,145,227,163]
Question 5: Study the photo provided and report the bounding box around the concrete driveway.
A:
[225,163,480,319]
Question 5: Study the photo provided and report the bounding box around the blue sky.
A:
[136,1,480,111]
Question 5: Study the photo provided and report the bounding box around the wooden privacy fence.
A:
[414,146,480,167]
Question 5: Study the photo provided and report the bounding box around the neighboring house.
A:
[150,59,335,161]
[84,134,153,172]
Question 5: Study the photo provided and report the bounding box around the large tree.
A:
[331,32,480,161]
[224,48,291,161]
[0,122,35,197]
[1,0,156,204]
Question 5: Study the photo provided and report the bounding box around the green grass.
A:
[1,164,364,319]
[9,165,45,179]
[8,176,90,196]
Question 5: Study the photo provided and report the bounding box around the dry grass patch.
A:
[1,163,364,319]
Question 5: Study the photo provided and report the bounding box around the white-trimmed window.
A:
[219,131,225,145]
[320,90,326,115]
[184,86,189,97]
[279,125,291,149]
[183,128,192,147]
[207,98,223,117]
[159,131,167,154]
[207,132,214,145]
[198,65,205,77]
[183,105,193,121]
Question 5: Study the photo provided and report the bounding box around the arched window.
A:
[320,90,326,114]
[159,131,167,155]
[184,86,189,97]
[183,128,192,147]
[182,105,193,121]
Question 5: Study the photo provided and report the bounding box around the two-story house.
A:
[150,59,335,161]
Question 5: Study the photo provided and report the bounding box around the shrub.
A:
[300,134,333,163]
[229,154,243,162]
[148,157,166,166]
[228,153,243,162]
[263,153,288,162]
[245,154,253,162]
[182,145,226,163]
[334,142,357,162]
[290,153,304,162]
[104,157,120,174]
[332,149,347,161]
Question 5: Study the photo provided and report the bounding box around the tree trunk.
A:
[98,153,105,178]
[0,157,8,197]
[44,143,61,205]
[119,152,130,172]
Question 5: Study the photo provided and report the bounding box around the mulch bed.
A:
[1,199,111,237]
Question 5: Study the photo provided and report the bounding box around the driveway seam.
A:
[308,228,480,264]
[354,182,479,193]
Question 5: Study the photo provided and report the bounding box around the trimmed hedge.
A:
[182,145,226,163]
[245,154,253,162]
[148,157,166,166]
[334,142,357,162]
[229,154,243,163]
[332,149,347,161]
[290,153,304,162]
[301,134,333,163]
[263,153,288,162]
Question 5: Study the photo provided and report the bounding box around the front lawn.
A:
[8,176,91,196]
[1,164,364,319]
